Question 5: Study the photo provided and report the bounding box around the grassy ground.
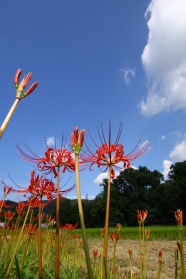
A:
[75,225,185,240]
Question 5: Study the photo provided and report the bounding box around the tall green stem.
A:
[5,205,31,279]
[55,169,60,279]
[103,165,112,278]
[38,201,43,279]
[74,154,93,279]
[179,228,185,279]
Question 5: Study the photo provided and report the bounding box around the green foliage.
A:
[2,162,186,228]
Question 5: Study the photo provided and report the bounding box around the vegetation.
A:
[3,161,186,229]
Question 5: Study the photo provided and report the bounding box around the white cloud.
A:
[46,137,56,146]
[93,172,108,184]
[162,136,186,179]
[122,68,136,84]
[160,135,166,140]
[141,0,186,116]
[162,159,173,180]
[93,170,121,184]
[169,138,186,162]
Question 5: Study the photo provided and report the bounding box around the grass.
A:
[75,225,185,240]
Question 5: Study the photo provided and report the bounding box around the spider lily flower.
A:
[17,142,76,178]
[16,202,27,216]
[2,171,74,203]
[110,231,120,243]
[145,228,150,239]
[86,120,150,179]
[28,170,56,200]
[137,210,148,223]
[71,127,85,155]
[14,68,38,99]
[93,249,98,258]
[3,185,12,197]
[175,209,183,227]
[4,210,15,221]
[60,223,77,230]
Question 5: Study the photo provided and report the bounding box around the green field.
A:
[75,225,185,240]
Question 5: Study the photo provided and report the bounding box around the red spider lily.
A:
[24,223,37,235]
[3,185,12,197]
[71,127,85,154]
[175,209,183,227]
[72,233,80,239]
[86,120,150,179]
[158,249,163,265]
[16,202,27,216]
[110,231,120,243]
[137,210,148,223]
[128,249,132,256]
[14,68,38,99]
[60,223,77,230]
[145,228,150,238]
[17,141,76,178]
[4,211,15,221]
[93,249,98,258]
[28,170,56,200]
[3,171,74,203]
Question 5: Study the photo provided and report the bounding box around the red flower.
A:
[60,223,77,230]
[175,209,183,227]
[17,142,75,178]
[86,120,150,179]
[14,68,38,99]
[71,127,85,154]
[28,170,56,200]
[4,211,15,221]
[16,202,28,216]
[128,249,132,256]
[110,231,120,243]
[137,210,148,223]
[93,249,98,258]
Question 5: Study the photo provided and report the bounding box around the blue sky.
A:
[0,0,186,201]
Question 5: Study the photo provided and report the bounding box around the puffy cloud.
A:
[162,159,173,180]
[169,138,186,162]
[122,68,136,85]
[45,137,55,146]
[93,166,138,184]
[93,172,108,184]
[162,136,186,179]
[141,0,186,116]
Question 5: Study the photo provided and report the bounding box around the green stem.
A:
[38,200,43,279]
[5,205,31,279]
[55,169,60,279]
[103,165,112,278]
[179,228,185,279]
[74,154,93,279]
[139,222,143,279]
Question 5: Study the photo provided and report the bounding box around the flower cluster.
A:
[137,210,148,223]
[175,209,183,227]
[14,68,38,99]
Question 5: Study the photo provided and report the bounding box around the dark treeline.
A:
[4,161,186,227]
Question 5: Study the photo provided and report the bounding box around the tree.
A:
[168,161,186,213]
